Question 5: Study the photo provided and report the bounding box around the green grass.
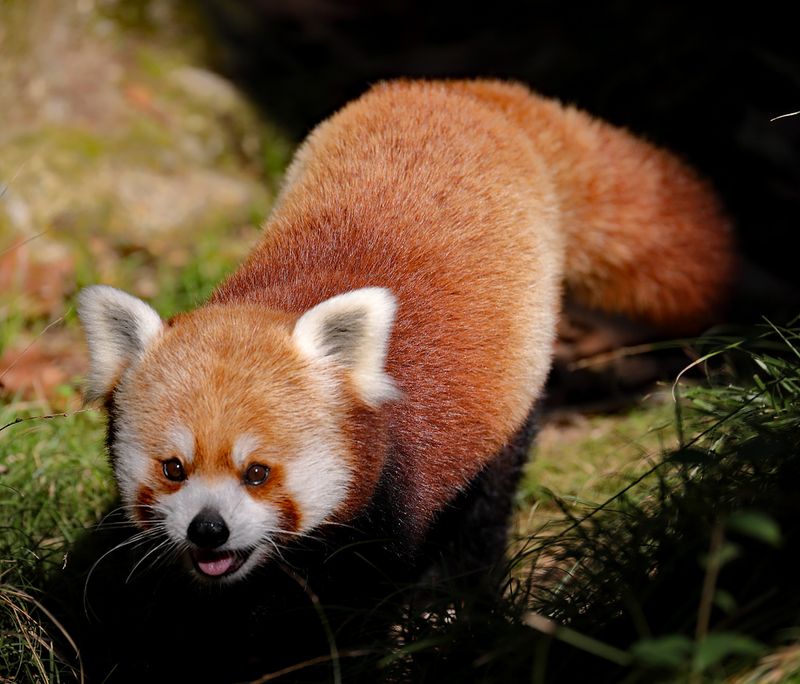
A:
[0,396,111,681]
[520,399,677,518]
[0,219,259,680]
[4,294,799,682]
[0,400,110,546]
[360,319,800,684]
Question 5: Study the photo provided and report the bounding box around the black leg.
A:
[423,404,540,580]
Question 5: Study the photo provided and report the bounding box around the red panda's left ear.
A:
[77,285,164,403]
[293,287,401,407]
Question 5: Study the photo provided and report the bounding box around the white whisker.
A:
[265,536,289,564]
[83,530,160,618]
[125,537,173,584]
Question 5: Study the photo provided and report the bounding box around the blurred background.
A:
[1,0,798,405]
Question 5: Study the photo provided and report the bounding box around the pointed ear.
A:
[77,285,163,402]
[293,287,400,407]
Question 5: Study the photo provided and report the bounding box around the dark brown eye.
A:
[162,458,186,482]
[244,463,270,486]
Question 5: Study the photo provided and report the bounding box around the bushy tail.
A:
[451,80,736,334]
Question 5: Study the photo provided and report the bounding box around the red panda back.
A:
[211,80,734,537]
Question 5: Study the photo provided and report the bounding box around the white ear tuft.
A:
[293,287,400,407]
[77,285,163,402]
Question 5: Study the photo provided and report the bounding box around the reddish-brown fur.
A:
[183,80,735,537]
[134,485,157,523]
[447,81,735,332]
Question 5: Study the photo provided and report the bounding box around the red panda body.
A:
[78,80,734,584]
[212,82,565,541]
[211,79,733,542]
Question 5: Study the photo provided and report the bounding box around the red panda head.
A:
[78,286,399,582]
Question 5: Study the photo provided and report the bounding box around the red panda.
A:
[78,79,734,584]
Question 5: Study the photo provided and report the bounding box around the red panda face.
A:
[78,286,398,582]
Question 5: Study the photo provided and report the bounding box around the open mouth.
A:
[190,548,251,578]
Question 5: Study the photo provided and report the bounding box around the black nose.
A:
[187,508,229,549]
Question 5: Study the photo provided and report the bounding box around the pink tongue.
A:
[197,553,235,577]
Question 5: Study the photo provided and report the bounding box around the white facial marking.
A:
[293,287,401,407]
[163,476,282,581]
[284,436,353,533]
[231,434,260,469]
[169,425,195,464]
[110,410,151,506]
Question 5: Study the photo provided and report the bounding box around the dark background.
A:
[198,0,800,319]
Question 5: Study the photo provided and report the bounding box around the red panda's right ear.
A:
[77,285,163,403]
[292,287,401,408]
